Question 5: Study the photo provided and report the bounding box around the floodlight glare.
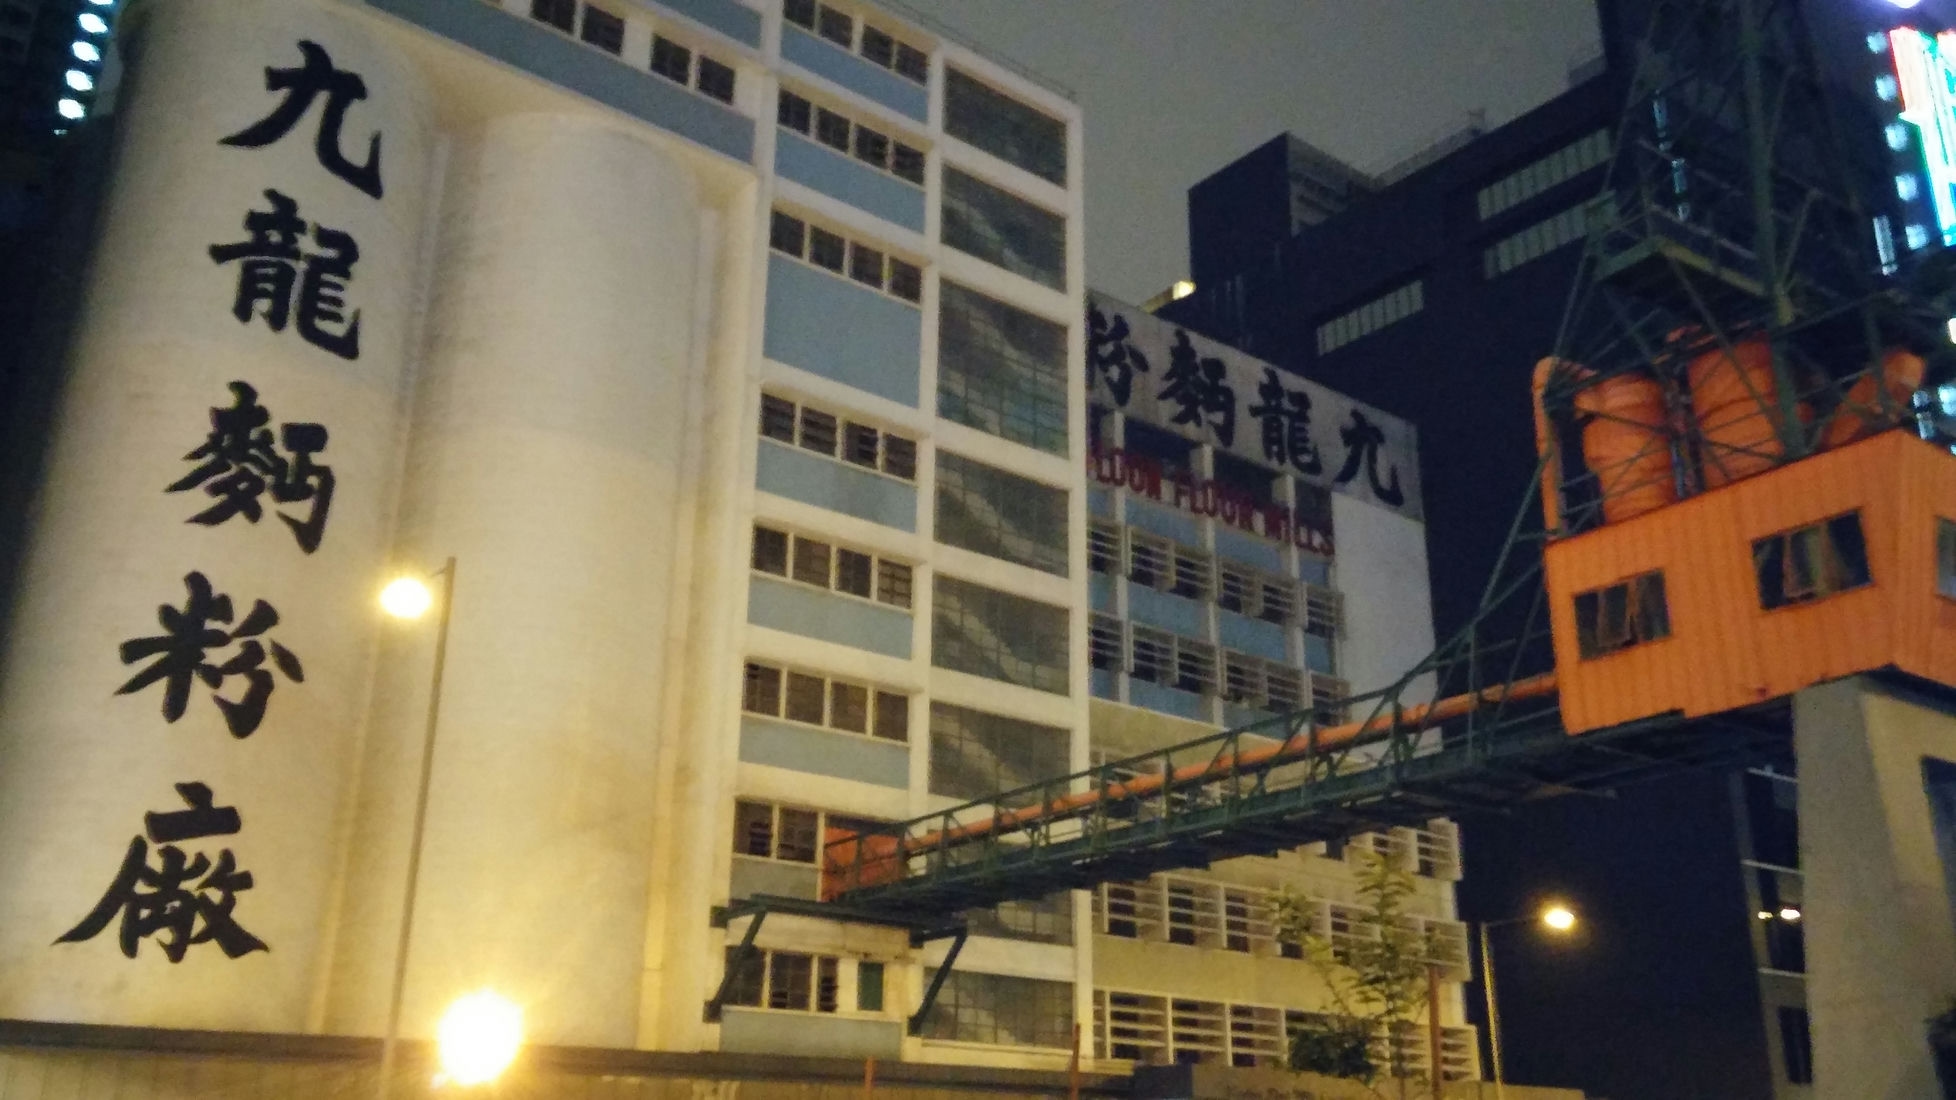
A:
[379,576,435,620]
[437,990,523,1086]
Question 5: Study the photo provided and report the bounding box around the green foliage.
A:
[1268,850,1438,1093]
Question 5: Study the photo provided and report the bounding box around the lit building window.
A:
[78,13,108,34]
[1315,279,1425,355]
[57,99,85,121]
[1474,128,1610,221]
[1482,201,1596,278]
[65,70,92,92]
[72,41,101,63]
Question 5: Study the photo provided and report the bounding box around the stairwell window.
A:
[1937,518,1956,598]
[1574,570,1671,658]
[1753,513,1872,610]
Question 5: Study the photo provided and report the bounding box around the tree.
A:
[1268,849,1436,1097]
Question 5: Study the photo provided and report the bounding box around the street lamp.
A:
[375,557,461,1097]
[437,990,524,1086]
[1479,901,1579,1100]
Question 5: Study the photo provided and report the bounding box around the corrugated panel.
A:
[1550,433,1956,734]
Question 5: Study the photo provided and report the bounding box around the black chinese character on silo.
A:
[1087,303,1150,407]
[221,39,383,199]
[57,782,267,962]
[116,571,304,738]
[1332,408,1405,507]
[1247,368,1324,476]
[209,189,363,361]
[1159,329,1236,448]
[169,381,334,553]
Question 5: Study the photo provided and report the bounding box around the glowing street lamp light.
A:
[375,558,457,1098]
[437,990,523,1087]
[1480,902,1580,1099]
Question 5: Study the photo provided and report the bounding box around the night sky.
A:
[898,0,1603,302]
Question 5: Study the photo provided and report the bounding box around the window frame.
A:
[756,392,919,484]
[768,204,926,304]
[740,659,911,742]
[1752,512,1873,611]
[1573,569,1672,658]
[1938,517,1956,599]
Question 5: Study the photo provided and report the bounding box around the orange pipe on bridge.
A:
[892,672,1561,861]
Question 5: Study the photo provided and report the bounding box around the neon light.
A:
[1891,28,1956,245]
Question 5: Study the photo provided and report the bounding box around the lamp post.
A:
[375,557,457,1098]
[1478,903,1577,1100]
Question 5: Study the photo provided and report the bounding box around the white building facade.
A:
[0,0,1468,1081]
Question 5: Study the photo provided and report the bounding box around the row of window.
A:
[778,89,925,185]
[783,0,928,84]
[752,524,912,608]
[1476,128,1611,221]
[530,1,736,104]
[1094,990,1476,1078]
[733,799,884,864]
[1315,279,1424,357]
[1089,615,1347,719]
[759,392,917,480]
[1574,512,1893,660]
[770,209,923,303]
[935,450,1069,577]
[1483,199,1595,278]
[1089,522,1341,636]
[722,947,887,1014]
[741,660,910,742]
[942,167,1068,292]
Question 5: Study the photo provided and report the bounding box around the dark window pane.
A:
[942,168,1066,290]
[752,526,789,575]
[849,243,885,288]
[580,4,624,53]
[808,227,846,272]
[860,25,895,67]
[830,680,868,732]
[816,956,839,1012]
[785,671,826,724]
[768,211,806,256]
[742,662,781,715]
[776,810,819,863]
[835,548,873,597]
[799,406,837,455]
[778,90,813,133]
[814,107,851,152]
[651,35,692,83]
[697,56,736,104]
[854,125,890,169]
[759,394,798,442]
[532,0,575,33]
[734,800,775,857]
[937,281,1068,454]
[887,258,922,303]
[1827,513,1872,591]
[882,434,917,480]
[1779,1007,1813,1085]
[894,43,929,83]
[768,952,813,1009]
[783,0,816,29]
[876,561,912,609]
[873,690,909,741]
[723,946,763,1006]
[891,143,926,185]
[791,536,832,587]
[844,422,880,468]
[944,67,1067,185]
[932,577,1069,695]
[935,450,1068,576]
[816,6,852,46]
[858,961,886,1011]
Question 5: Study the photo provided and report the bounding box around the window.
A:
[768,205,924,303]
[1483,201,1596,278]
[1937,518,1956,598]
[1778,1007,1813,1085]
[1217,561,1299,625]
[649,34,736,104]
[532,0,575,33]
[1574,570,1671,658]
[928,702,1069,801]
[732,800,821,862]
[783,0,816,28]
[1123,629,1218,698]
[967,892,1074,945]
[944,68,1067,186]
[722,947,848,1014]
[1089,614,1123,671]
[752,525,912,609]
[783,0,929,84]
[932,576,1069,694]
[756,393,918,481]
[938,281,1069,454]
[921,972,1073,1048]
[1315,280,1425,356]
[935,451,1069,576]
[815,5,852,45]
[742,661,909,741]
[858,962,885,1011]
[1753,513,1872,610]
[942,168,1067,291]
[1477,129,1611,221]
[579,3,624,52]
[1088,522,1121,574]
[777,89,928,187]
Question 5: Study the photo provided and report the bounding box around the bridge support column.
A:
[1796,677,1956,1100]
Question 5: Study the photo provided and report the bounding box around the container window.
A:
[1937,518,1956,599]
[1753,512,1871,610]
[1574,570,1670,658]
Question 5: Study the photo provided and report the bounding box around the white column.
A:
[0,0,431,1030]
[1796,677,1956,1100]
[326,112,703,1048]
